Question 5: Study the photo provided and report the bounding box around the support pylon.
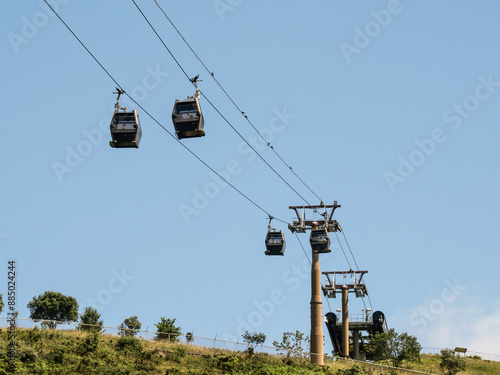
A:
[310,252,323,365]
[287,202,341,365]
[342,286,349,358]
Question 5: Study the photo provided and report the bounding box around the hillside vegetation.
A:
[404,354,500,375]
[1,328,499,374]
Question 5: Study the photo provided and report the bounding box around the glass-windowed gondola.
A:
[265,217,285,256]
[310,228,331,253]
[109,88,142,149]
[265,230,286,256]
[172,99,205,139]
[172,76,205,140]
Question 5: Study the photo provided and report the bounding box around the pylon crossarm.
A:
[322,270,368,297]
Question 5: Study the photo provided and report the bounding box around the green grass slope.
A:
[0,328,498,375]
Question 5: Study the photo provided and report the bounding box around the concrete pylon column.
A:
[310,252,323,365]
[352,330,359,360]
[342,285,349,358]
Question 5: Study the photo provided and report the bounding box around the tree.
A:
[186,332,194,344]
[0,294,4,315]
[155,317,181,342]
[79,307,103,332]
[273,330,309,359]
[27,291,79,329]
[440,349,466,375]
[366,328,421,367]
[242,331,266,354]
[119,315,142,337]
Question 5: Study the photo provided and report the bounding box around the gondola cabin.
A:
[310,228,331,253]
[172,98,205,139]
[110,110,142,148]
[265,230,285,256]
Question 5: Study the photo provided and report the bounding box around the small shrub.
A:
[78,331,100,354]
[115,336,143,353]
[164,346,188,364]
[134,357,156,372]
[440,349,466,375]
[334,365,366,375]
[215,355,242,373]
[175,345,187,358]
[18,344,39,364]
[49,347,66,364]
[165,368,182,375]
[25,327,43,343]
[243,346,255,355]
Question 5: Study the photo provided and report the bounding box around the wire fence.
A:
[420,347,500,362]
[0,316,295,356]
[337,358,435,375]
[1,316,499,370]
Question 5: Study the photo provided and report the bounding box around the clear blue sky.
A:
[2,0,500,354]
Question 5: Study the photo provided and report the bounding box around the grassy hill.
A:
[1,328,499,374]
[401,354,500,375]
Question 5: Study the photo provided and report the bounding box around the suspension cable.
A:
[43,0,289,226]
[294,233,311,265]
[131,0,311,206]
[334,232,352,269]
[341,230,373,310]
[153,0,323,204]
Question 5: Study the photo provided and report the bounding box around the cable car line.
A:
[332,232,368,309]
[340,230,373,310]
[131,0,312,206]
[45,0,373,315]
[42,0,289,226]
[341,230,360,271]
[153,0,376,315]
[324,293,332,312]
[334,232,371,311]
[153,0,323,204]
[334,232,352,270]
[294,232,311,265]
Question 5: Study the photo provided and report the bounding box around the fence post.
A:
[214,334,217,350]
[168,333,171,342]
